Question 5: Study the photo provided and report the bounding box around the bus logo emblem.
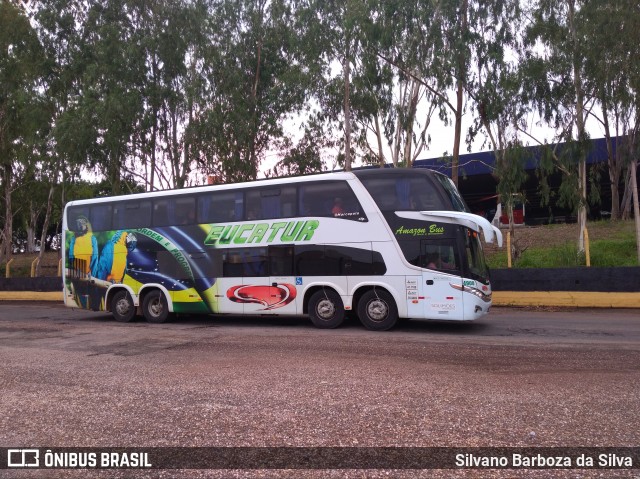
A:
[227,284,297,310]
[7,449,39,468]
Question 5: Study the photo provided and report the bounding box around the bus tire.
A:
[357,289,398,331]
[308,289,345,329]
[111,290,136,323]
[143,290,170,324]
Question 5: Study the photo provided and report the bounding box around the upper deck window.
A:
[360,175,448,212]
[67,204,112,232]
[113,200,152,229]
[245,186,297,220]
[153,196,196,226]
[298,181,367,221]
[198,191,244,223]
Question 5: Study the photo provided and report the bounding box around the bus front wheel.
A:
[308,289,345,329]
[357,289,398,331]
[143,290,170,324]
[111,290,136,323]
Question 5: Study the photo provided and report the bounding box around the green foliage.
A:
[486,223,638,269]
[0,0,638,264]
[0,1,50,258]
[495,142,530,220]
[270,122,328,177]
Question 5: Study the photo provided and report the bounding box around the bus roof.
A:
[352,167,440,179]
[64,171,359,208]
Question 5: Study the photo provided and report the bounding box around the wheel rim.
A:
[115,297,131,317]
[367,298,388,322]
[148,296,163,318]
[316,298,335,320]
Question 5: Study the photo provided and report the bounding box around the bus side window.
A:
[298,181,366,221]
[174,196,196,225]
[198,191,244,224]
[280,187,297,218]
[294,245,386,276]
[295,245,326,276]
[269,246,294,276]
[421,241,460,272]
[243,248,268,277]
[113,201,152,230]
[361,176,448,212]
[68,206,90,233]
[218,248,268,277]
[245,190,264,220]
[89,204,112,232]
[153,199,170,227]
[245,186,297,220]
[222,250,244,277]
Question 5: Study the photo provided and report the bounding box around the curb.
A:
[492,291,640,309]
[0,291,62,301]
[1,291,639,309]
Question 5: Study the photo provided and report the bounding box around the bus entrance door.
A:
[421,240,465,321]
[265,245,298,316]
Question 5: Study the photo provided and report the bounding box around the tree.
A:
[33,0,91,273]
[0,1,48,262]
[188,0,312,183]
[523,0,595,252]
[270,123,327,177]
[80,0,147,194]
[369,0,519,182]
[292,0,366,172]
[579,0,633,221]
[578,0,639,264]
[604,0,640,262]
[353,0,438,168]
[472,42,529,243]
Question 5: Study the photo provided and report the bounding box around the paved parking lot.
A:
[1,303,639,478]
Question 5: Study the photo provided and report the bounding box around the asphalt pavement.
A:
[0,303,639,478]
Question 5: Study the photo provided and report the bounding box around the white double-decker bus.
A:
[62,168,502,331]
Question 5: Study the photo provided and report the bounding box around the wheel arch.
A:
[105,284,138,312]
[351,283,403,318]
[138,284,174,314]
[302,284,344,315]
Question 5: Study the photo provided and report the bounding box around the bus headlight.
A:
[449,282,492,303]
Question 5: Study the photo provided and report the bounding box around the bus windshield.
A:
[432,172,470,213]
[357,171,447,211]
[356,169,470,213]
[465,229,490,283]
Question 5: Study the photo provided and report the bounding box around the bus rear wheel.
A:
[143,290,170,323]
[308,289,345,329]
[111,290,135,323]
[358,289,398,331]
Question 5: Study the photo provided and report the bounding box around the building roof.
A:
[413,136,617,176]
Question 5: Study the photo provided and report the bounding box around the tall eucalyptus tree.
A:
[0,1,48,261]
[524,0,596,252]
[192,0,312,182]
[369,0,519,183]
[296,0,374,171]
[586,0,640,262]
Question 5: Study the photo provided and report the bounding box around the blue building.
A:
[414,137,629,224]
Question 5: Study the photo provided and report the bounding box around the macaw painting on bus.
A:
[65,219,217,314]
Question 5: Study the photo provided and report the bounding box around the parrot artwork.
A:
[95,231,138,283]
[68,216,98,276]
